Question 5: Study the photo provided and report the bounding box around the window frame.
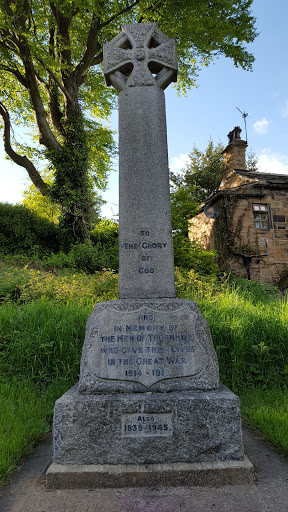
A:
[252,204,270,230]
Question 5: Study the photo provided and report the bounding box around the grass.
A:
[0,259,287,484]
[240,389,288,454]
[175,269,287,391]
[0,379,48,483]
[0,300,90,384]
[0,260,118,305]
[0,378,68,484]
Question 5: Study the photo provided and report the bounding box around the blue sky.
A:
[1,0,288,219]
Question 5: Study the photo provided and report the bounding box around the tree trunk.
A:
[48,107,92,249]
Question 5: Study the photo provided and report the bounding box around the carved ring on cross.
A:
[103,23,178,92]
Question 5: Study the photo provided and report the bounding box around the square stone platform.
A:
[46,456,254,489]
[47,383,254,488]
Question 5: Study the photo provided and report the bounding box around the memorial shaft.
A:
[119,86,175,298]
[104,23,178,299]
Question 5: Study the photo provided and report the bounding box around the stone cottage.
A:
[189,127,288,284]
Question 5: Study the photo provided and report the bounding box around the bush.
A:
[70,241,109,273]
[90,218,118,242]
[42,219,119,273]
[173,234,217,274]
[0,205,118,272]
[0,203,60,255]
[90,219,118,270]
[43,239,118,273]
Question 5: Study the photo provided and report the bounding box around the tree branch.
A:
[90,51,103,67]
[35,69,49,88]
[50,3,72,78]
[2,0,13,18]
[101,0,140,28]
[75,0,142,82]
[137,0,165,22]
[0,1,62,152]
[0,33,23,59]
[0,64,28,87]
[78,50,103,85]
[46,22,64,135]
[48,84,64,135]
[36,55,73,102]
[0,101,50,196]
[73,13,101,85]
[20,45,62,151]
[0,40,61,150]
[50,4,77,119]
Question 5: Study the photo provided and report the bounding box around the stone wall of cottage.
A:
[189,213,216,251]
[189,187,288,285]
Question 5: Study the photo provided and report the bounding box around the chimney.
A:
[222,127,247,183]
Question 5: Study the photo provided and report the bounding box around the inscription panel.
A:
[85,305,206,388]
[122,413,173,437]
[121,229,169,277]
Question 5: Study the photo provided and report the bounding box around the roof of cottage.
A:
[199,169,288,210]
[234,170,288,186]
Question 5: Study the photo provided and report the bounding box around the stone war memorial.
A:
[47,23,253,489]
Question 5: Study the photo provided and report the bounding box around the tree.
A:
[170,140,223,272]
[246,149,259,171]
[0,0,257,246]
[21,169,61,222]
[21,168,104,224]
[170,140,224,235]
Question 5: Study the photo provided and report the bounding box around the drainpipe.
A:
[224,195,231,242]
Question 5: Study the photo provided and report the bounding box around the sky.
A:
[0,0,288,219]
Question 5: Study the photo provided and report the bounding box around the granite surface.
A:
[103,23,177,91]
[53,384,243,466]
[118,86,176,299]
[78,298,219,393]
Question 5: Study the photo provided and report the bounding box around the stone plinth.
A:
[47,456,254,489]
[50,296,250,487]
[52,384,243,466]
[78,299,219,394]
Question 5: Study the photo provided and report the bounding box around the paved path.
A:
[0,424,287,512]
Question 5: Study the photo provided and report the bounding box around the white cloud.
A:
[253,117,270,135]
[169,153,189,173]
[281,99,288,118]
[257,151,288,174]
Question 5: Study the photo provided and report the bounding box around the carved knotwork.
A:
[103,23,177,91]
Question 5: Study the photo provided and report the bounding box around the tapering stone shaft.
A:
[118,86,176,298]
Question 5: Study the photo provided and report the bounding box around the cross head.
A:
[103,23,177,91]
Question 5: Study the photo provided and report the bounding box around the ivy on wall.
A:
[212,194,262,269]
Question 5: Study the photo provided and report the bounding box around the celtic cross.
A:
[103,23,177,91]
[103,23,177,299]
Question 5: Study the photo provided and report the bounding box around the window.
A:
[253,204,269,229]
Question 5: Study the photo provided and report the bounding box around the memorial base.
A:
[51,384,246,470]
[46,457,254,489]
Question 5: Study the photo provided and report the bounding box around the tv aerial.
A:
[236,107,248,143]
